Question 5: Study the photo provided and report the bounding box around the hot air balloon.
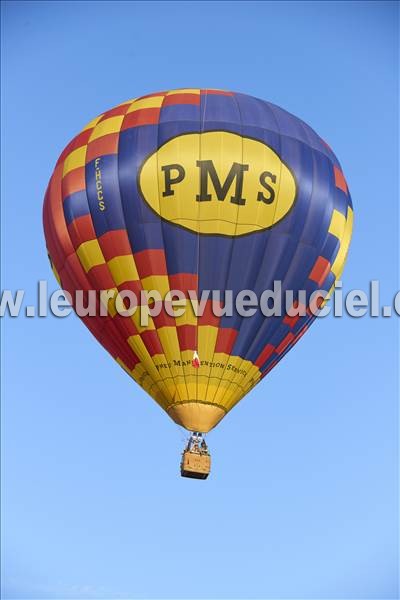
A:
[43,89,353,479]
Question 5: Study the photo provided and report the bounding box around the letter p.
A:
[161,164,185,197]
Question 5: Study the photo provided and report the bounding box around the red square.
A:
[139,92,166,100]
[152,304,176,328]
[88,263,115,289]
[121,108,160,130]
[215,328,238,354]
[99,104,131,121]
[309,256,331,287]
[334,166,348,194]
[99,230,132,261]
[168,273,198,295]
[276,332,295,355]
[68,214,96,249]
[141,330,164,356]
[134,249,167,278]
[86,133,119,162]
[201,89,233,96]
[113,313,138,338]
[198,300,220,328]
[163,93,200,106]
[177,324,196,351]
[283,301,307,328]
[118,279,143,300]
[62,166,86,198]
[255,344,275,368]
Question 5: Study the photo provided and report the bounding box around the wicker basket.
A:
[180,450,211,479]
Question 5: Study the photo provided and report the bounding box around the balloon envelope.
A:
[43,89,353,432]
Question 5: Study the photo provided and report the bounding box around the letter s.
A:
[257,171,276,204]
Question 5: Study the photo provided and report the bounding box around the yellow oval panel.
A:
[138,131,297,236]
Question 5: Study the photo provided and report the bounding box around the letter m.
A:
[196,160,249,205]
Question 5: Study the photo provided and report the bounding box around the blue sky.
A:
[1,1,398,599]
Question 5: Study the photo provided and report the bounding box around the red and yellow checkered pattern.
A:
[43,88,353,433]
